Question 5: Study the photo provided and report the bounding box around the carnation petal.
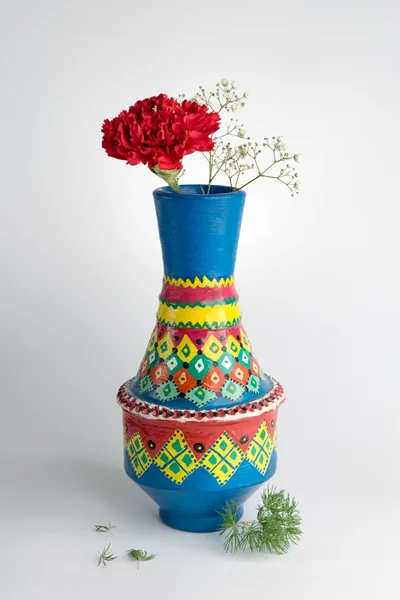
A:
[102,93,219,169]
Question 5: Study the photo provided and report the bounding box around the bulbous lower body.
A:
[118,377,284,532]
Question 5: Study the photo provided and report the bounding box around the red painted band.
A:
[159,282,239,305]
[123,408,278,459]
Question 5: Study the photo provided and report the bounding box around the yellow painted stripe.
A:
[156,302,242,327]
[163,275,234,289]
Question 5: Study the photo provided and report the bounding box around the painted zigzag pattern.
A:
[163,275,235,288]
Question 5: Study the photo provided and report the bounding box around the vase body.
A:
[117,185,285,532]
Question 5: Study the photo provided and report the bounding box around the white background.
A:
[1,0,400,598]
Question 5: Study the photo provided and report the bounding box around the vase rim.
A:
[153,184,246,199]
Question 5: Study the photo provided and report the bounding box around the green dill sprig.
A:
[97,543,118,566]
[127,549,156,568]
[94,522,116,534]
[219,486,302,555]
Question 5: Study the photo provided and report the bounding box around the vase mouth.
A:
[153,184,245,198]
[153,183,246,280]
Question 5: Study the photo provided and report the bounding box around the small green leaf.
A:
[94,522,116,534]
[127,549,156,568]
[97,543,118,567]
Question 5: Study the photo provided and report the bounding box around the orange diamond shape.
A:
[250,358,260,376]
[202,367,225,391]
[150,363,169,385]
[230,363,249,385]
[172,368,197,393]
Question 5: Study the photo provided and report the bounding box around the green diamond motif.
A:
[165,353,183,375]
[155,380,178,402]
[172,439,183,453]
[186,386,216,408]
[228,338,240,355]
[139,375,153,394]
[158,451,171,465]
[169,462,181,475]
[247,374,260,393]
[148,349,159,369]
[159,340,169,354]
[217,352,235,375]
[181,344,191,358]
[187,355,212,379]
[238,348,251,367]
[181,454,193,467]
[221,379,245,401]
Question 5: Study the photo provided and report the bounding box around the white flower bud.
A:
[221,78,229,87]
[294,153,302,163]
[238,128,246,138]
[243,91,249,98]
[231,103,239,112]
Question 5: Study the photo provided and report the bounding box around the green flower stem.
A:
[207,154,213,194]
[151,166,181,193]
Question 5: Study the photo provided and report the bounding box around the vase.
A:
[117,184,285,533]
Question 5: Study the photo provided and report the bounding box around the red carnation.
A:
[101,94,220,171]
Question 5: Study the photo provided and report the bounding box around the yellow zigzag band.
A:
[163,275,234,288]
[156,302,242,327]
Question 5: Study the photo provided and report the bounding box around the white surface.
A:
[1,0,400,598]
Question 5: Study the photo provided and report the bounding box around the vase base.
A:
[159,506,244,533]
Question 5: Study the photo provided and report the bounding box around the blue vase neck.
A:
[153,185,246,280]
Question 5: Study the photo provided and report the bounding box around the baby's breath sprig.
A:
[94,522,116,534]
[234,136,301,196]
[187,79,301,195]
[127,549,156,569]
[219,487,302,554]
[191,79,248,115]
[97,543,118,566]
[190,79,249,193]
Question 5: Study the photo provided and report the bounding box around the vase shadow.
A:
[52,457,157,524]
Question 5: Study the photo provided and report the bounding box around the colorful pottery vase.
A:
[117,185,285,532]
